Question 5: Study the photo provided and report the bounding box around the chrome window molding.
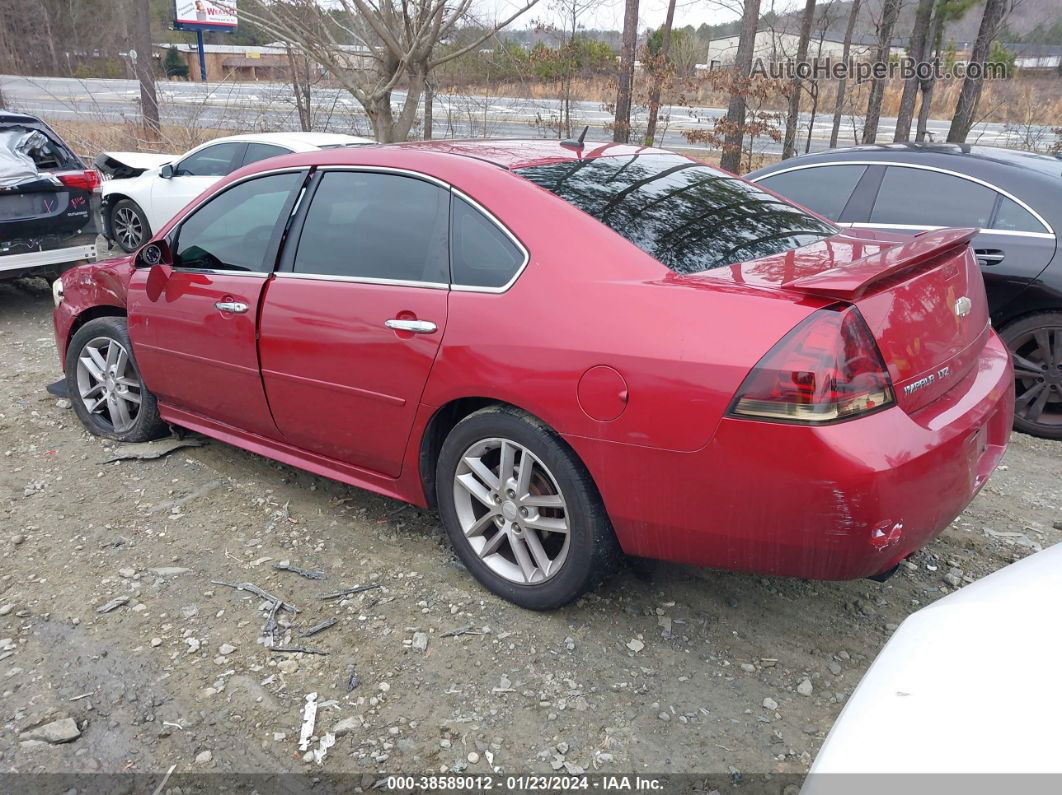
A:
[448,187,530,294]
[750,160,1055,237]
[166,268,270,278]
[274,272,449,290]
[287,168,531,294]
[839,221,1054,240]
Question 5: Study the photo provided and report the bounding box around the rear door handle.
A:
[215,301,248,314]
[385,318,437,334]
[975,249,1005,266]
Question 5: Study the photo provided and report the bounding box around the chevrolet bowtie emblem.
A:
[954,296,972,317]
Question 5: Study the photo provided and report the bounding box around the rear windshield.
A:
[516,154,836,274]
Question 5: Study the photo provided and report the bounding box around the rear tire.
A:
[65,316,167,442]
[435,405,621,610]
[110,199,150,253]
[1000,311,1062,440]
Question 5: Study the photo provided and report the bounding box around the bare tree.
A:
[644,0,677,147]
[132,0,160,142]
[893,0,934,141]
[720,0,762,173]
[915,0,945,141]
[862,0,901,143]
[782,0,816,158]
[245,0,540,143]
[829,0,861,147]
[947,0,1010,142]
[613,0,640,142]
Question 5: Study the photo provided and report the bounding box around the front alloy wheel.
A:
[76,336,142,433]
[453,437,570,584]
[65,316,167,442]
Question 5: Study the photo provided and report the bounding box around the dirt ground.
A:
[1,278,1060,790]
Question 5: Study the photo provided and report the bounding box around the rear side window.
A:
[450,196,525,288]
[293,171,449,284]
[516,154,835,274]
[871,167,995,228]
[0,124,79,171]
[176,142,243,177]
[242,143,290,167]
[756,165,867,220]
[174,172,301,272]
[993,197,1046,233]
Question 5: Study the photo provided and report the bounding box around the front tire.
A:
[436,406,620,610]
[65,316,167,442]
[110,199,150,253]
[1000,312,1062,440]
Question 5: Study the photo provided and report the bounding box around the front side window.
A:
[871,167,995,228]
[450,196,525,288]
[293,171,449,284]
[173,172,301,272]
[516,154,836,274]
[756,165,867,220]
[176,142,243,177]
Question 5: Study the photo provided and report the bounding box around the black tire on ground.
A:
[999,311,1062,441]
[65,316,168,443]
[110,198,151,253]
[435,405,622,610]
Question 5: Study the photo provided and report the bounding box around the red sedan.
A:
[53,140,1013,609]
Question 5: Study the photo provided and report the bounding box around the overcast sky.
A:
[483,0,749,34]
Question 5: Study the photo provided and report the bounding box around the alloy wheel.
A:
[75,337,143,433]
[113,206,144,250]
[452,437,570,585]
[1011,325,1062,431]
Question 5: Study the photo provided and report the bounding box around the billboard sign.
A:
[173,0,237,33]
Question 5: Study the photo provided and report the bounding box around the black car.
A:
[747,144,1062,440]
[1,112,100,283]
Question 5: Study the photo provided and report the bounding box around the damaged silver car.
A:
[1,112,100,283]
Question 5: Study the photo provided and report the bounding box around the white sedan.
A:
[803,542,1062,794]
[96,131,373,252]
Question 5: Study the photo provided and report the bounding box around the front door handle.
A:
[975,248,1005,266]
[385,318,437,334]
[215,301,248,314]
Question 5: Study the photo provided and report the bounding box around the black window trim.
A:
[750,160,1054,239]
[273,166,530,294]
[164,166,310,278]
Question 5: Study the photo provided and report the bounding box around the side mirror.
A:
[136,239,172,268]
[160,163,175,179]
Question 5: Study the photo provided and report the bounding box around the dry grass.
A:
[48,119,229,161]
[438,74,1062,129]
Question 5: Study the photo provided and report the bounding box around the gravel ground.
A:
[1,278,1059,787]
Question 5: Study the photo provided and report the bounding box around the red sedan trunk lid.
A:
[701,228,991,414]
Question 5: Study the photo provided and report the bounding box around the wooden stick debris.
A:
[319,583,381,600]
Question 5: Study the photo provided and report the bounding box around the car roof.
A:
[197,131,374,152]
[0,111,48,126]
[392,138,679,170]
[749,142,1062,180]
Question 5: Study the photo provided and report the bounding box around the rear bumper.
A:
[0,238,96,279]
[568,331,1014,580]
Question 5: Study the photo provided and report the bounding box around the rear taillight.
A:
[57,169,101,192]
[729,306,894,423]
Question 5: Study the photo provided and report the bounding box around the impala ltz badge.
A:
[954,296,972,317]
[904,366,951,397]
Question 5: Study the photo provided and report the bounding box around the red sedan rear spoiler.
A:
[784,228,978,300]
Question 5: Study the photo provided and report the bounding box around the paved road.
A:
[1,73,1047,157]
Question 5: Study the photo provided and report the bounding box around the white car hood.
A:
[805,542,1062,783]
[96,151,175,183]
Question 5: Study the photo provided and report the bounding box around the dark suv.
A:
[1,112,100,283]
[748,144,1062,440]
